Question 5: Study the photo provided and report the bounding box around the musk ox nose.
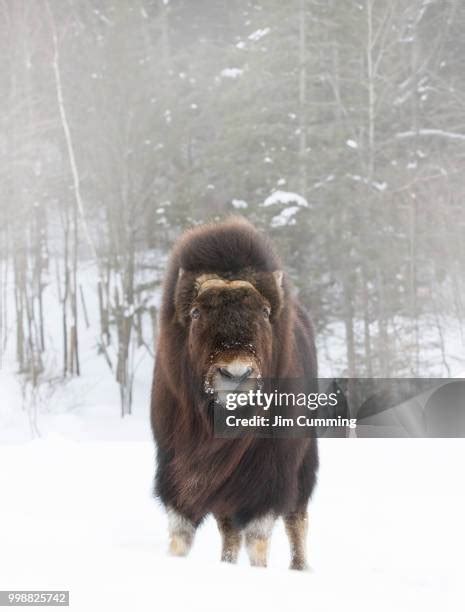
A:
[209,358,259,397]
[218,365,253,382]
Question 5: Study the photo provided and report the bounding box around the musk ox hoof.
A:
[290,560,309,571]
[169,534,192,557]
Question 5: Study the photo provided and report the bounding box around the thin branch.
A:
[396,129,465,141]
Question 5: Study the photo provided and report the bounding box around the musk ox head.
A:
[174,269,284,398]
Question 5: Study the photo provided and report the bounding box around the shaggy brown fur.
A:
[151,217,318,569]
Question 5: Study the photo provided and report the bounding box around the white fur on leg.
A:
[244,513,275,567]
[167,507,196,557]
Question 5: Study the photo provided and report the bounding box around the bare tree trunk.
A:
[98,279,110,345]
[409,197,419,375]
[1,234,9,359]
[62,208,70,377]
[160,0,171,71]
[71,189,80,375]
[32,202,46,353]
[150,305,158,350]
[45,0,98,262]
[342,272,356,409]
[366,0,376,182]
[432,299,451,377]
[361,270,373,378]
[376,266,389,377]
[14,249,25,371]
[79,284,89,329]
[0,235,7,367]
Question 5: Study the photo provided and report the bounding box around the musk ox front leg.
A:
[167,508,197,557]
[215,516,242,563]
[244,514,275,568]
[284,510,309,570]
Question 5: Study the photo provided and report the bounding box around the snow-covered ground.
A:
[1,259,464,610]
[0,433,463,611]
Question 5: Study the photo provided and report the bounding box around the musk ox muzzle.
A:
[204,342,263,401]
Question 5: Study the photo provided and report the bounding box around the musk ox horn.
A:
[195,274,257,296]
[273,270,283,287]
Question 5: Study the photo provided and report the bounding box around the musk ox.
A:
[151,218,318,570]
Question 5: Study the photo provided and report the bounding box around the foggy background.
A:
[1,0,465,421]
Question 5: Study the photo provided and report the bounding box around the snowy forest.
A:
[1,0,465,425]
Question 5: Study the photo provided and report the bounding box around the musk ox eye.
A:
[263,306,271,319]
[190,307,201,320]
